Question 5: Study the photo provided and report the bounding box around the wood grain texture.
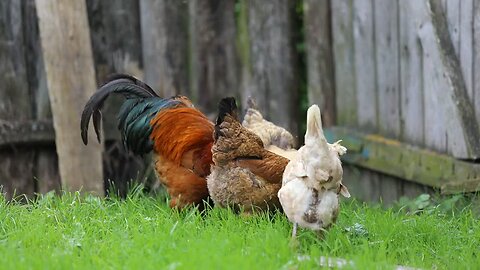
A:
[24,0,60,194]
[241,0,298,135]
[421,3,448,154]
[446,0,461,54]
[475,0,480,122]
[36,0,104,195]
[331,0,357,127]
[460,0,474,100]
[189,0,239,114]
[140,0,188,97]
[374,0,400,138]
[88,0,143,82]
[423,0,480,158]
[304,0,336,127]
[0,1,35,198]
[353,0,376,131]
[326,127,480,189]
[399,0,427,146]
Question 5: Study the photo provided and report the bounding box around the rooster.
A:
[207,97,290,213]
[81,74,213,209]
[278,104,350,237]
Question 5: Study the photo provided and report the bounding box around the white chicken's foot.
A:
[291,222,298,238]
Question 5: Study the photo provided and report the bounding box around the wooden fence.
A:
[328,0,480,203]
[0,0,478,203]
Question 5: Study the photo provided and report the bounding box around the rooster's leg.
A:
[291,222,298,238]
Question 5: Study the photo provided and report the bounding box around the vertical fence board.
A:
[305,0,335,127]
[398,0,429,196]
[420,0,480,159]
[446,0,461,54]
[474,0,480,121]
[24,0,60,193]
[331,0,357,127]
[374,0,400,138]
[343,165,382,202]
[353,0,376,131]
[422,2,448,154]
[241,0,298,135]
[0,1,36,198]
[460,0,474,100]
[189,0,239,115]
[87,0,143,82]
[399,0,426,146]
[140,0,189,97]
[36,0,104,195]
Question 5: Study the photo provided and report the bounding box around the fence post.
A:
[0,1,36,199]
[35,0,104,195]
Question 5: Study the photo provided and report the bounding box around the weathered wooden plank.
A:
[422,6,448,154]
[422,0,480,158]
[445,0,474,102]
[401,180,431,199]
[0,120,119,147]
[36,0,104,195]
[325,126,480,190]
[331,0,357,127]
[23,0,60,194]
[379,174,402,205]
[475,0,480,122]
[0,1,36,198]
[399,0,427,146]
[352,0,376,131]
[87,0,143,81]
[304,0,335,127]
[240,0,298,135]
[460,0,474,100]
[140,0,188,97]
[0,120,53,146]
[441,178,480,194]
[446,0,461,54]
[35,147,60,194]
[343,165,382,203]
[374,0,400,138]
[189,0,239,114]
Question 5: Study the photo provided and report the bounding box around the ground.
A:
[0,191,478,269]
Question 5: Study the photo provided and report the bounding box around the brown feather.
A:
[150,107,214,167]
[235,150,289,184]
[154,155,209,208]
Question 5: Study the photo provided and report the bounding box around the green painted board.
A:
[325,127,480,194]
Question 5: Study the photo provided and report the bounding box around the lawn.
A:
[0,190,479,270]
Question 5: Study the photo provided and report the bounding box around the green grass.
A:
[0,191,479,270]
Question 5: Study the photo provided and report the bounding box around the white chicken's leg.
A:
[291,222,298,238]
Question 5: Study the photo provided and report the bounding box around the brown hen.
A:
[207,97,290,213]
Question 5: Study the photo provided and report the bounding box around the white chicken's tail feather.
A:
[305,105,328,147]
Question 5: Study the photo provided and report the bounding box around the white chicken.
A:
[278,104,350,237]
[242,97,296,151]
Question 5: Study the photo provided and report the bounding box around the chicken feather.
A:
[208,97,290,213]
[278,104,350,236]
